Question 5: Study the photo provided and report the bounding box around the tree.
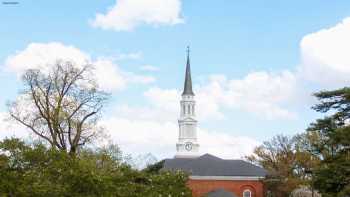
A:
[247,135,317,197]
[305,88,350,197]
[143,159,165,174]
[0,138,192,196]
[8,61,109,154]
[247,87,350,197]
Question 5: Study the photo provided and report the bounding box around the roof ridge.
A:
[199,153,223,160]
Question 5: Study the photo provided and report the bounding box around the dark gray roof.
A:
[163,154,267,177]
[206,189,238,197]
[182,48,194,96]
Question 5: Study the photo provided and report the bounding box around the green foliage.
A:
[143,160,165,174]
[247,135,317,197]
[0,138,192,197]
[243,87,350,197]
[307,87,350,196]
[313,155,350,197]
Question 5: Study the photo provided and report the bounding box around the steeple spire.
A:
[182,46,195,96]
[176,46,199,158]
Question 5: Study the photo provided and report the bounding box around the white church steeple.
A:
[175,47,200,158]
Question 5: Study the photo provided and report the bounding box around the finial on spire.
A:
[187,46,190,57]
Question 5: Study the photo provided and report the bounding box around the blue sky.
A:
[1,0,350,159]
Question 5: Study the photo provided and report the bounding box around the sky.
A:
[1,0,350,160]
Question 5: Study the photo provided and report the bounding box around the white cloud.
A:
[4,42,154,92]
[94,59,128,91]
[140,65,159,72]
[222,71,298,119]
[146,72,298,121]
[102,118,177,159]
[208,71,298,120]
[112,104,175,122]
[200,129,260,159]
[138,86,226,122]
[0,112,28,140]
[201,71,299,120]
[144,87,179,113]
[128,70,298,123]
[300,17,350,86]
[105,84,262,159]
[102,117,259,159]
[91,0,184,31]
[104,70,297,159]
[5,42,90,75]
[110,88,179,123]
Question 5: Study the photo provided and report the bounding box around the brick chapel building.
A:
[163,48,267,197]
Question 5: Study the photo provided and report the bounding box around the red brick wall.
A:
[187,179,264,197]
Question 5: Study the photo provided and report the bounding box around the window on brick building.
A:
[243,189,252,197]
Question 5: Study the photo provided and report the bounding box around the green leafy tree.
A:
[306,88,350,197]
[0,138,192,197]
[247,135,317,197]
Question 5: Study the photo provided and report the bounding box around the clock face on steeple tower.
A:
[175,47,200,158]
